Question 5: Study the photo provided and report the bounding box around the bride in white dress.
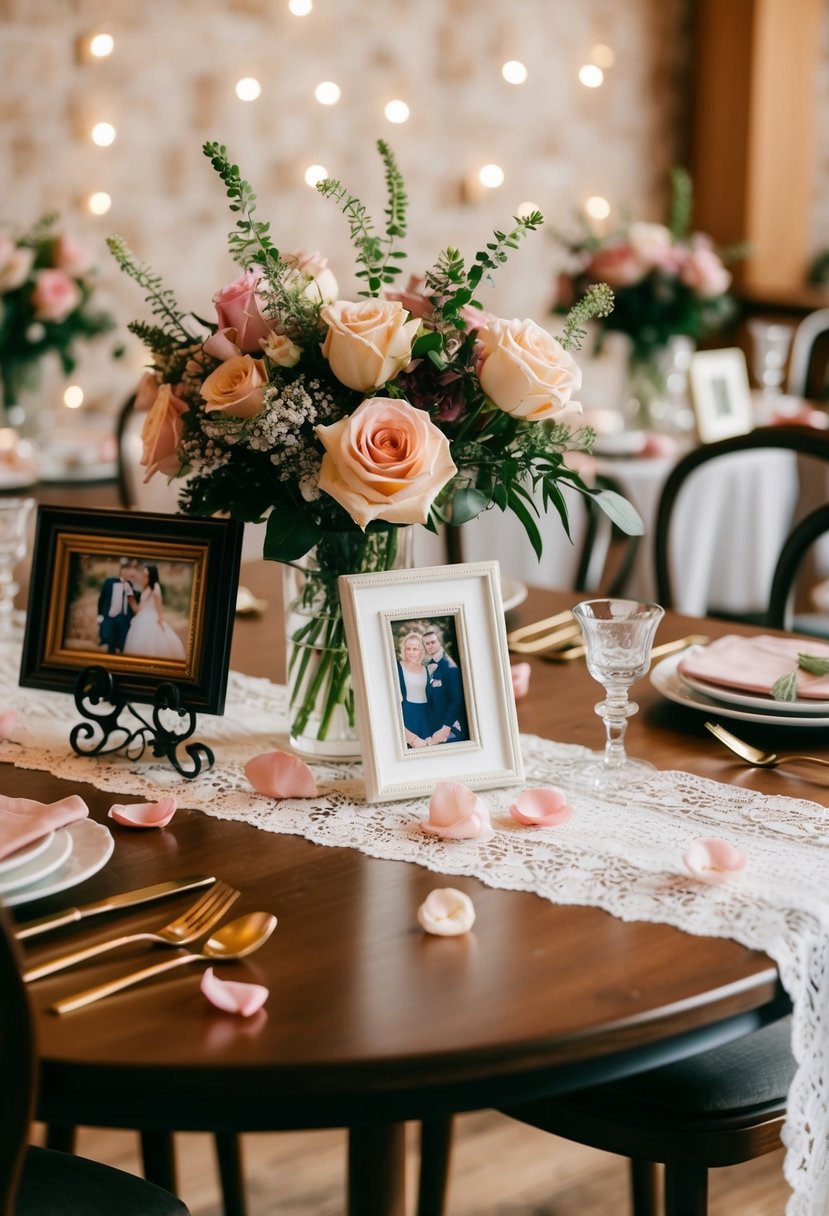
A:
[123,564,186,661]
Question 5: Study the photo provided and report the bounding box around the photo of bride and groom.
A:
[394,616,469,750]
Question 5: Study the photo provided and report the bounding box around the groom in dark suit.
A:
[423,628,468,745]
[98,558,138,655]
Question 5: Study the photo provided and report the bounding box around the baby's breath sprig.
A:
[558,283,615,351]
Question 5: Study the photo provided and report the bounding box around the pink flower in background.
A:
[53,234,93,276]
[627,222,681,272]
[0,239,33,291]
[213,267,273,353]
[680,242,732,298]
[586,243,645,288]
[31,269,81,322]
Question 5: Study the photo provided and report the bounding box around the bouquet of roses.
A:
[552,169,739,371]
[112,140,642,749]
[0,215,116,419]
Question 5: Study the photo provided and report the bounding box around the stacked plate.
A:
[0,820,114,908]
[650,636,829,729]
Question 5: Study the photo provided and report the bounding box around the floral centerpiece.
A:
[552,169,741,424]
[111,140,642,756]
[0,215,117,425]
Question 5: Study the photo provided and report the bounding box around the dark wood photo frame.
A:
[19,507,244,714]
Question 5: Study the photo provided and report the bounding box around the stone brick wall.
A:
[0,0,694,411]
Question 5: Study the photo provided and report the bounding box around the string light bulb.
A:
[578,64,604,88]
[91,122,116,147]
[88,191,112,215]
[63,385,84,409]
[89,33,114,58]
[501,60,528,84]
[384,99,410,124]
[516,200,541,218]
[315,81,341,105]
[304,164,328,187]
[585,195,611,220]
[478,164,505,189]
[235,77,261,101]
[288,0,312,13]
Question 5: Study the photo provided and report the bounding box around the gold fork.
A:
[507,610,581,655]
[705,721,829,772]
[23,880,240,981]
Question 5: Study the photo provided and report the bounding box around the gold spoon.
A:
[705,721,829,772]
[52,912,277,1015]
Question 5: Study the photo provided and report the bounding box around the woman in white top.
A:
[123,564,186,661]
[396,632,430,748]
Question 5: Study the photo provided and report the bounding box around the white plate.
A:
[0,466,37,490]
[651,649,829,729]
[680,665,829,717]
[37,457,118,484]
[0,829,73,894]
[501,575,528,613]
[0,830,55,875]
[4,820,114,908]
[591,431,648,457]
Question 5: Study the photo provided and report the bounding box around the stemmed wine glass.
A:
[572,598,664,788]
[747,319,795,413]
[0,496,34,638]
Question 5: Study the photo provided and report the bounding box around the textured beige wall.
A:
[0,0,694,410]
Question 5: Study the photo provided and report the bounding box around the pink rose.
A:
[134,370,161,412]
[212,267,273,353]
[200,354,267,418]
[283,250,338,305]
[52,234,93,276]
[476,318,582,421]
[586,244,645,288]
[384,274,435,320]
[31,269,81,322]
[140,384,187,481]
[627,222,680,272]
[321,299,420,392]
[316,396,456,528]
[680,244,731,297]
[203,327,243,362]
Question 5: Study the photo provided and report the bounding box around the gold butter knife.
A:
[14,875,216,940]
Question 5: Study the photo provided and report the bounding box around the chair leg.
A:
[214,1132,247,1216]
[665,1161,708,1216]
[629,1158,659,1216]
[140,1129,177,1195]
[417,1118,453,1216]
[44,1123,76,1153]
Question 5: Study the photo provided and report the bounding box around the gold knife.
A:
[14,875,216,940]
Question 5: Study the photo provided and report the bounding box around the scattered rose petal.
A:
[510,662,531,700]
[0,708,16,740]
[421,781,494,841]
[245,751,318,799]
[107,796,177,829]
[510,786,573,827]
[417,888,476,936]
[200,967,269,1017]
[683,837,748,885]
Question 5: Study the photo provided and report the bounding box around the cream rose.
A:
[141,384,188,481]
[476,318,582,421]
[261,331,301,368]
[283,250,339,306]
[200,354,267,418]
[315,396,456,528]
[320,299,420,392]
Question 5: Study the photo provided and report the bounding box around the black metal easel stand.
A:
[70,666,214,780]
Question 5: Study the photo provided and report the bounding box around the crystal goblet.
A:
[747,319,794,406]
[572,598,664,788]
[0,496,35,638]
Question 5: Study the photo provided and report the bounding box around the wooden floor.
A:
[35,1111,790,1214]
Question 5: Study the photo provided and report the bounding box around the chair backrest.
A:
[654,426,829,618]
[0,902,37,1216]
[767,501,829,630]
[787,309,829,397]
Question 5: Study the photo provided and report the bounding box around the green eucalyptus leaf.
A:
[797,653,829,676]
[451,487,490,525]
[264,508,323,562]
[590,489,645,536]
[771,669,798,702]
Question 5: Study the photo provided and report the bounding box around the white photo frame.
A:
[689,347,755,443]
[338,561,524,803]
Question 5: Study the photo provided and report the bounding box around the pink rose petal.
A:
[108,796,177,829]
[510,662,531,700]
[245,751,318,799]
[683,836,748,886]
[510,786,573,827]
[200,967,269,1017]
[421,781,494,840]
[417,888,476,936]
[0,707,16,740]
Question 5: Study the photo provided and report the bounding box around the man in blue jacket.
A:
[423,627,468,745]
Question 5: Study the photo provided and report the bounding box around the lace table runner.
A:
[2,656,828,1215]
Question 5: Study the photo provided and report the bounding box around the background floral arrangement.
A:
[0,215,116,415]
[112,139,642,568]
[552,169,741,371]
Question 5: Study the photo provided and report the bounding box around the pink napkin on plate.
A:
[678,635,829,700]
[0,794,89,862]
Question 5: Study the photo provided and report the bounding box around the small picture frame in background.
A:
[689,347,755,443]
[339,561,524,803]
[20,507,244,713]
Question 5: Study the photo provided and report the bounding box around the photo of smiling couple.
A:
[395,617,469,750]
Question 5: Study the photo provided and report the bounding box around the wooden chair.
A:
[653,426,829,620]
[767,501,829,633]
[0,900,190,1216]
[786,308,829,398]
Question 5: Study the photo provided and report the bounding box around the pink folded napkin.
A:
[678,635,829,700]
[0,794,89,862]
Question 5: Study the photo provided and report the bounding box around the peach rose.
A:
[320,299,420,392]
[200,354,267,418]
[134,370,161,412]
[476,318,582,421]
[315,396,456,527]
[0,240,33,291]
[31,269,81,322]
[261,331,301,368]
[212,267,273,353]
[141,383,187,480]
[283,250,339,306]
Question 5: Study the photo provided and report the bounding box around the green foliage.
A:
[558,283,615,352]
[107,236,191,342]
[202,141,280,268]
[668,167,693,240]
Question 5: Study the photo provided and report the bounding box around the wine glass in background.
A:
[572,598,664,789]
[0,497,35,638]
[747,319,795,414]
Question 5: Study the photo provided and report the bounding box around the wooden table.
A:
[10,572,819,1215]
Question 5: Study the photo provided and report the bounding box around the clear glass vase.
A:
[282,526,413,760]
[625,337,696,434]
